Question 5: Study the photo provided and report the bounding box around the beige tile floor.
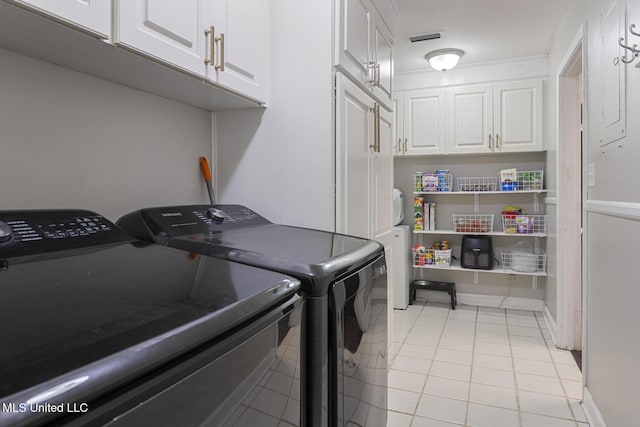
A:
[388,301,589,427]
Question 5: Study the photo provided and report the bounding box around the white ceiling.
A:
[393,0,572,73]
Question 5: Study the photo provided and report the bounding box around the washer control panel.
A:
[0,210,133,259]
[129,205,271,239]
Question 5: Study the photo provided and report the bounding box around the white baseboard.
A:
[582,387,607,427]
[415,290,544,311]
[543,305,558,347]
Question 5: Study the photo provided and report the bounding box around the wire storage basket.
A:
[517,170,544,191]
[456,177,498,192]
[499,170,544,191]
[501,214,548,234]
[502,250,547,273]
[453,214,494,233]
[415,172,453,192]
[413,248,452,267]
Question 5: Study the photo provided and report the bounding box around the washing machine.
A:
[117,204,388,427]
[0,209,302,427]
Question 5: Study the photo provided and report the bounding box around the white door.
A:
[404,89,446,155]
[335,0,371,86]
[371,13,393,109]
[392,93,404,156]
[373,105,393,241]
[16,0,110,38]
[115,0,207,77]
[493,80,543,152]
[336,76,373,239]
[210,0,266,102]
[446,85,493,154]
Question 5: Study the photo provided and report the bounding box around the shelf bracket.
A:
[532,276,538,289]
[474,193,480,213]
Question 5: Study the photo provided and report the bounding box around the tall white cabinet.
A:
[336,75,393,248]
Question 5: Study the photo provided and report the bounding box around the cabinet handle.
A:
[404,138,407,153]
[215,33,225,71]
[377,104,381,152]
[370,105,377,151]
[375,63,381,87]
[496,133,501,150]
[204,26,215,66]
[397,138,402,154]
[489,134,493,150]
[367,61,376,84]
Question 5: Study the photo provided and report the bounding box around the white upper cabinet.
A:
[336,0,393,110]
[208,0,266,102]
[337,0,371,88]
[446,80,543,154]
[13,0,110,38]
[115,0,266,103]
[371,13,393,106]
[493,80,543,152]
[394,79,543,156]
[115,0,207,77]
[401,89,446,156]
[446,85,493,154]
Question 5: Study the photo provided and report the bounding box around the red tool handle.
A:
[199,157,212,182]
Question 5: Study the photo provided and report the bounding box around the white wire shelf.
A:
[413,230,547,237]
[413,190,548,196]
[413,259,547,276]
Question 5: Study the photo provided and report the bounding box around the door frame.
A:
[555,25,587,354]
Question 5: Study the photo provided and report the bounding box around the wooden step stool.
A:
[409,280,457,310]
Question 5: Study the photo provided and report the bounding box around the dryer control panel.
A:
[0,210,133,260]
[118,205,272,241]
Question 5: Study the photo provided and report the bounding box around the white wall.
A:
[214,0,335,230]
[0,48,212,221]
[545,0,640,425]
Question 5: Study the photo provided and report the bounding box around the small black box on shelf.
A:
[460,235,494,270]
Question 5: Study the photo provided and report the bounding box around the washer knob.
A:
[206,208,225,224]
[0,221,13,244]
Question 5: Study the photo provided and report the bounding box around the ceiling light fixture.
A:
[425,48,465,72]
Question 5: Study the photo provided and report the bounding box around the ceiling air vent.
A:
[409,31,444,43]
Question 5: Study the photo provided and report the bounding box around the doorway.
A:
[556,27,585,353]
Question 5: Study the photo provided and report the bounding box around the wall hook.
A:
[618,37,639,64]
[630,24,640,38]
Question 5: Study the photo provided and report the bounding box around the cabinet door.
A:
[403,89,446,155]
[392,93,404,156]
[115,0,207,77]
[15,0,110,38]
[373,106,393,240]
[371,13,393,109]
[336,76,373,239]
[336,0,371,86]
[446,85,493,154]
[210,0,267,102]
[493,80,543,152]
[600,0,627,146]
